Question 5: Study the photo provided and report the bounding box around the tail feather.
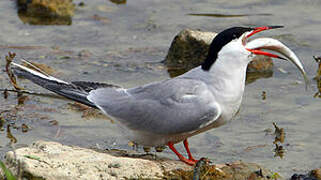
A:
[71,81,121,93]
[11,61,117,108]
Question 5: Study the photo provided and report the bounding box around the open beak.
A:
[246,26,286,60]
[245,36,310,89]
[246,26,284,39]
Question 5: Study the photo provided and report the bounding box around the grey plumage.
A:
[12,61,220,137]
[87,77,220,135]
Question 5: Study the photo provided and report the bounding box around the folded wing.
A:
[87,77,221,135]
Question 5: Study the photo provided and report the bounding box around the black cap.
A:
[201,27,253,71]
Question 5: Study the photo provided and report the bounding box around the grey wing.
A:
[87,78,221,135]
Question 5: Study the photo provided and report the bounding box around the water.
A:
[0,0,321,177]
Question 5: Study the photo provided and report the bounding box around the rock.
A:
[247,56,273,73]
[17,0,75,18]
[310,168,321,180]
[1,141,188,180]
[17,0,75,25]
[291,168,321,180]
[1,140,283,180]
[78,49,93,58]
[164,29,273,77]
[166,161,284,180]
[165,29,215,73]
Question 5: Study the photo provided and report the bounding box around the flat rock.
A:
[1,140,284,180]
[165,29,273,76]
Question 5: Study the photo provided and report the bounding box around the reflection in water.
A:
[110,0,127,5]
[245,72,273,85]
[188,13,272,18]
[6,125,17,144]
[1,107,19,144]
[17,95,28,105]
[18,12,72,25]
[0,116,4,131]
[274,144,285,159]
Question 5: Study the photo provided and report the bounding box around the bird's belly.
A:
[124,116,228,147]
[124,129,189,147]
[116,102,241,147]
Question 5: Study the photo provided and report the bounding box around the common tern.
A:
[10,26,308,166]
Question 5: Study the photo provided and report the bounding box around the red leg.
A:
[183,139,197,162]
[168,142,196,166]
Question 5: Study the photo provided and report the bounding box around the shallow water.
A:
[0,0,321,177]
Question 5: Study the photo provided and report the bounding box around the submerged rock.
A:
[164,29,273,77]
[1,140,283,179]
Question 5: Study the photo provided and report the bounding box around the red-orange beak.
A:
[246,26,286,60]
[246,26,283,38]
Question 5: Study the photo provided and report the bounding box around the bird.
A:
[10,26,308,166]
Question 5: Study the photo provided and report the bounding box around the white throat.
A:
[209,39,251,101]
[182,39,252,118]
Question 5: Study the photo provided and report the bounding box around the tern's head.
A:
[201,26,284,71]
[201,25,309,88]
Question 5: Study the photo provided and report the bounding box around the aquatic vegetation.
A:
[314,56,321,79]
[272,122,286,159]
[262,91,267,100]
[313,56,321,98]
[273,122,285,144]
[155,146,166,152]
[6,125,17,144]
[0,161,16,180]
[164,161,280,180]
[5,52,23,91]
